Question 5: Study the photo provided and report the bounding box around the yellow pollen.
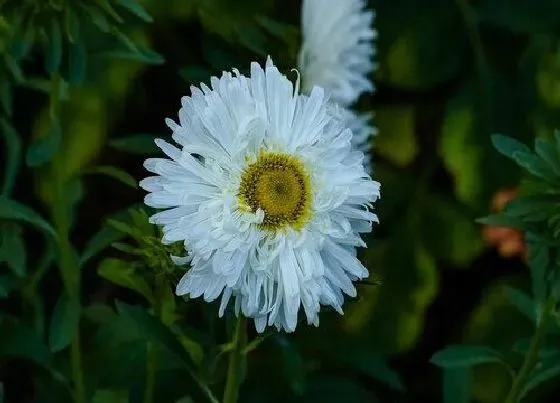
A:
[238,152,312,231]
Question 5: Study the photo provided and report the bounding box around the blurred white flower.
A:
[298,0,378,167]
[141,58,380,333]
[298,0,377,107]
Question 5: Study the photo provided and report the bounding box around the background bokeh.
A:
[1,0,560,402]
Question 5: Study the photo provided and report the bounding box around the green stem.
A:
[503,298,556,403]
[222,315,248,403]
[53,191,84,403]
[144,342,157,403]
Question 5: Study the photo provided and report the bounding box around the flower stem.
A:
[222,315,248,403]
[503,298,556,403]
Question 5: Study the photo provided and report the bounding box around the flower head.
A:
[298,0,377,107]
[141,58,380,332]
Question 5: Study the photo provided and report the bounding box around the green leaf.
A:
[64,7,80,43]
[431,345,504,368]
[91,389,128,403]
[519,357,560,400]
[0,223,26,277]
[0,197,57,239]
[512,151,558,182]
[534,137,560,176]
[475,214,527,229]
[0,274,14,298]
[115,301,195,368]
[491,134,531,160]
[443,367,470,403]
[0,317,52,365]
[11,24,35,61]
[505,286,536,323]
[44,19,62,74]
[80,3,110,32]
[109,134,158,154]
[0,119,21,196]
[98,259,154,303]
[274,335,306,396]
[4,55,24,82]
[48,292,81,352]
[68,40,87,84]
[86,166,137,188]
[526,236,549,305]
[94,0,124,23]
[513,339,560,359]
[25,118,62,167]
[92,47,165,64]
[503,195,558,222]
[116,0,153,22]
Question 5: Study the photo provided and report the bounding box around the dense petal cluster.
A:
[298,0,378,168]
[141,58,380,332]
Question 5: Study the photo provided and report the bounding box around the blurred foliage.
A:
[0,0,560,402]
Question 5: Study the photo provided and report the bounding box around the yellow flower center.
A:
[238,152,312,231]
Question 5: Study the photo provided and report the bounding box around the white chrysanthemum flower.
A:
[298,0,378,167]
[298,0,377,107]
[140,58,380,333]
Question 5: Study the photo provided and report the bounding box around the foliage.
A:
[1,0,560,402]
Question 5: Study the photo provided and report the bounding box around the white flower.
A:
[141,58,380,333]
[298,0,377,107]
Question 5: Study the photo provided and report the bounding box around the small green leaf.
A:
[98,259,154,303]
[0,197,57,238]
[0,223,26,277]
[503,195,557,222]
[48,292,81,352]
[92,47,164,64]
[109,134,158,154]
[0,274,14,298]
[526,235,549,305]
[115,301,196,368]
[534,137,560,176]
[44,20,62,74]
[116,0,153,22]
[82,4,111,32]
[0,119,21,196]
[505,286,536,323]
[11,24,35,61]
[512,151,558,182]
[4,55,24,83]
[519,357,560,401]
[475,213,527,229]
[443,367,470,403]
[94,0,124,23]
[0,317,52,365]
[68,40,87,84]
[431,345,504,368]
[274,334,306,396]
[25,118,62,167]
[491,134,531,160]
[64,7,80,43]
[86,166,137,188]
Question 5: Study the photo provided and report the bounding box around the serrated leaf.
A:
[0,197,57,238]
[512,151,558,182]
[274,335,306,396]
[443,367,470,403]
[98,259,154,303]
[109,134,158,154]
[491,134,532,160]
[49,292,81,352]
[0,223,26,277]
[503,195,558,222]
[86,166,137,188]
[68,40,87,84]
[115,301,196,368]
[431,345,504,368]
[0,318,52,365]
[25,118,61,167]
[505,286,536,323]
[518,358,560,401]
[44,20,62,74]
[0,119,21,196]
[116,0,153,22]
